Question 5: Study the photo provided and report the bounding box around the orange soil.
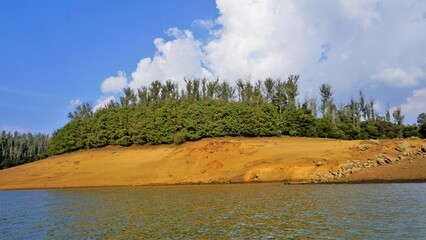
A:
[0,137,425,190]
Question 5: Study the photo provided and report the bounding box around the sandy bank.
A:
[0,137,425,190]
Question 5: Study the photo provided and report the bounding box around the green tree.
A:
[67,102,93,120]
[417,113,426,125]
[285,74,299,109]
[392,107,404,125]
[319,84,334,120]
[264,78,275,103]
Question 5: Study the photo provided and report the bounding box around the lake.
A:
[1,183,425,239]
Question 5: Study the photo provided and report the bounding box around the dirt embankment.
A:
[0,137,425,190]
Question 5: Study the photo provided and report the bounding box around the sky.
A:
[1,0,425,134]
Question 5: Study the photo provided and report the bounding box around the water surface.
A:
[1,183,425,239]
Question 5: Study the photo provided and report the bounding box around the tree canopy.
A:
[1,75,424,169]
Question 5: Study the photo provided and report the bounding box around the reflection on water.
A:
[1,183,425,239]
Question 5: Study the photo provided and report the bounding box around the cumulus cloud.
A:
[102,0,425,122]
[399,88,426,121]
[371,67,425,87]
[128,28,212,90]
[101,71,128,94]
[93,96,115,112]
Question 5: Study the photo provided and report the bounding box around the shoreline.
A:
[2,179,426,192]
[1,137,425,191]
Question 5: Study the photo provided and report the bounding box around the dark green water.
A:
[1,183,425,239]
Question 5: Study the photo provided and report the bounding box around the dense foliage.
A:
[46,76,425,156]
[0,131,50,169]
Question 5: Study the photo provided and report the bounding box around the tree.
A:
[385,103,391,122]
[359,90,367,120]
[120,87,137,106]
[418,113,426,138]
[149,80,162,101]
[273,79,287,114]
[0,131,50,169]
[218,81,235,103]
[419,122,426,138]
[236,79,244,102]
[264,78,275,103]
[392,107,404,125]
[206,79,219,100]
[161,80,178,101]
[417,113,426,126]
[285,75,299,109]
[137,86,149,105]
[68,102,93,120]
[319,84,334,120]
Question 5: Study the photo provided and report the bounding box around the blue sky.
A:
[0,0,217,133]
[1,0,425,134]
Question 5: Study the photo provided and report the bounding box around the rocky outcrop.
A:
[311,144,426,183]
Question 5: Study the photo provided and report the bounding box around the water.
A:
[1,183,425,239]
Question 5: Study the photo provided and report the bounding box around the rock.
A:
[358,146,369,151]
[376,158,386,165]
[341,162,355,171]
[315,161,324,167]
[351,167,361,173]
[351,160,362,167]
[421,145,426,153]
[378,154,393,163]
[369,139,380,144]
[396,142,410,152]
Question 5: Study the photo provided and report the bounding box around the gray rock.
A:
[376,158,386,165]
[341,162,354,171]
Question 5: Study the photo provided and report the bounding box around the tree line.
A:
[1,75,425,169]
[46,75,426,156]
[0,131,50,169]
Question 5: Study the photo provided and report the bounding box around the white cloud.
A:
[371,67,425,87]
[193,19,215,29]
[399,88,426,121]
[129,28,212,90]
[68,99,81,109]
[205,0,321,82]
[102,0,425,121]
[101,71,128,94]
[93,96,116,112]
[339,0,381,27]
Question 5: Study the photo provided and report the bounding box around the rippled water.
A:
[1,183,425,239]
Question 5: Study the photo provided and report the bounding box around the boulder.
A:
[341,162,354,171]
[369,139,380,144]
[395,142,410,152]
[376,158,386,165]
[351,167,361,173]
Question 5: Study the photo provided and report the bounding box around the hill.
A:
[0,137,425,190]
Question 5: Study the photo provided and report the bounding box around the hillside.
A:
[0,137,425,190]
